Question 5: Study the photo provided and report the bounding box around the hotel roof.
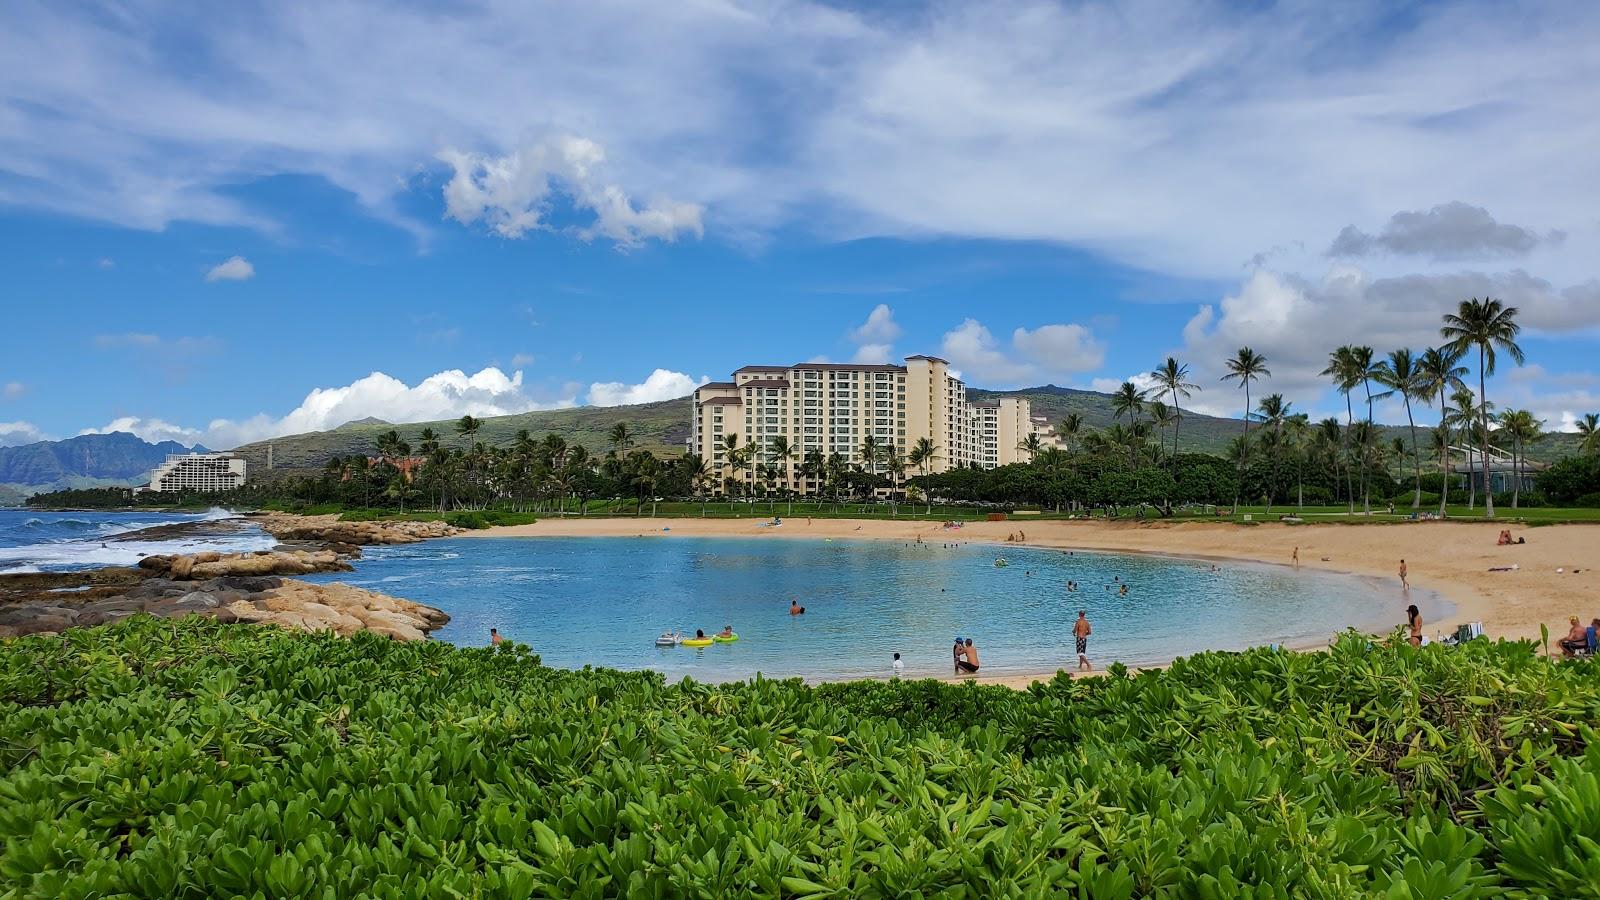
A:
[741,378,791,388]
[700,396,743,406]
[698,381,737,390]
[733,365,790,374]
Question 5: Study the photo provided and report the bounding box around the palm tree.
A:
[608,423,634,461]
[1497,409,1543,510]
[1253,393,1291,512]
[1417,346,1469,516]
[1284,413,1310,509]
[718,433,741,509]
[1054,414,1084,457]
[1221,347,1270,511]
[767,436,795,516]
[1372,349,1425,509]
[1016,432,1043,463]
[1148,400,1174,462]
[454,415,482,505]
[858,435,881,501]
[1111,381,1146,428]
[1152,357,1199,466]
[1441,297,1525,518]
[801,448,826,503]
[907,437,939,514]
[883,445,906,515]
[682,453,712,517]
[1448,389,1481,510]
[1578,413,1600,456]
[1314,418,1343,505]
[1321,346,1364,513]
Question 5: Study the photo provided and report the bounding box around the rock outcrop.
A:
[137,549,353,579]
[252,513,462,546]
[0,572,448,641]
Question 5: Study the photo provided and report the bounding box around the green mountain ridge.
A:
[234,384,1583,481]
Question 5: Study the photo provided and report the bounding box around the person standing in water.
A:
[1073,611,1092,672]
[1292,546,1299,568]
[1399,559,1409,590]
[489,628,503,646]
[892,652,904,677]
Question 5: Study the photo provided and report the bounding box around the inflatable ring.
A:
[682,638,714,647]
[713,634,739,643]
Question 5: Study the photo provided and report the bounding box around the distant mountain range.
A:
[0,432,212,501]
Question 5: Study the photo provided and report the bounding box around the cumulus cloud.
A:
[82,367,572,449]
[1328,202,1564,261]
[439,137,702,247]
[205,256,255,282]
[851,343,893,365]
[586,369,708,406]
[2,382,24,400]
[942,319,1106,386]
[849,304,901,344]
[0,421,50,447]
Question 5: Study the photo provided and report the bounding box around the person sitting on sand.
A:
[1558,616,1589,656]
[789,600,805,615]
[1405,605,1422,647]
[718,625,734,638]
[956,638,980,674]
[1498,529,1512,546]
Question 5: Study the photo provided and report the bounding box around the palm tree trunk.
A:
[1343,394,1356,514]
[1437,395,1450,516]
[1404,396,1421,509]
[1479,349,1495,518]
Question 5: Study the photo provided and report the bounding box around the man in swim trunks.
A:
[956,638,980,674]
[1073,611,1091,672]
[1399,559,1409,589]
[490,628,503,646]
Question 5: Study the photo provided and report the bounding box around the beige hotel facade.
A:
[690,355,1058,494]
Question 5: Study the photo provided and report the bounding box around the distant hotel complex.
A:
[690,355,1057,493]
[144,453,247,493]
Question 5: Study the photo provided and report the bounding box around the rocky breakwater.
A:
[0,549,448,642]
[253,513,463,547]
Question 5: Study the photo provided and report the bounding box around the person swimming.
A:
[717,624,734,638]
[789,600,806,615]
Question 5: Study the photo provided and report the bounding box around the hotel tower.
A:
[689,355,1056,494]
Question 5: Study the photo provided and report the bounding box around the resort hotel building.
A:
[143,453,247,493]
[690,355,1058,494]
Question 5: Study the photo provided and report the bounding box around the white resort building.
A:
[689,355,1058,494]
[144,453,247,493]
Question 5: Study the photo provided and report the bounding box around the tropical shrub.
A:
[2,619,1598,897]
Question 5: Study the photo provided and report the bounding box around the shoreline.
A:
[458,515,1598,687]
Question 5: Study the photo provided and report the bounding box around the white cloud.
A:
[851,343,892,365]
[1328,202,1564,261]
[0,421,51,447]
[849,304,901,344]
[439,137,702,246]
[2,382,24,399]
[510,353,535,367]
[586,369,708,406]
[1012,324,1105,372]
[204,256,255,282]
[3,3,1595,283]
[82,367,575,449]
[95,257,114,269]
[1175,264,1600,419]
[941,318,1106,386]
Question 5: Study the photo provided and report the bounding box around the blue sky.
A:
[2,0,1597,448]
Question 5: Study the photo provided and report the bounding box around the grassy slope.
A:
[234,385,1583,480]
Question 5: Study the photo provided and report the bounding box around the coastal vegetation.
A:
[3,617,1599,895]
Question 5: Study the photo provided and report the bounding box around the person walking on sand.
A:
[1073,611,1092,672]
[1292,546,1299,568]
[1405,604,1422,647]
[1399,559,1409,590]
[490,628,503,646]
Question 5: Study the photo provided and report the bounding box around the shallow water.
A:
[307,536,1451,682]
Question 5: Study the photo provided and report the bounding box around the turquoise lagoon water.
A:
[306,536,1449,682]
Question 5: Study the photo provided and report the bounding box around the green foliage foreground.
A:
[3,620,1599,898]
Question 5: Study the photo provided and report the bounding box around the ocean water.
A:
[0,508,274,573]
[306,536,1449,681]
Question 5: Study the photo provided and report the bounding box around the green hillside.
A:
[233,397,690,478]
[235,385,1582,482]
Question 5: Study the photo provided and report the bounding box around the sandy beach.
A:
[464,515,1600,685]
